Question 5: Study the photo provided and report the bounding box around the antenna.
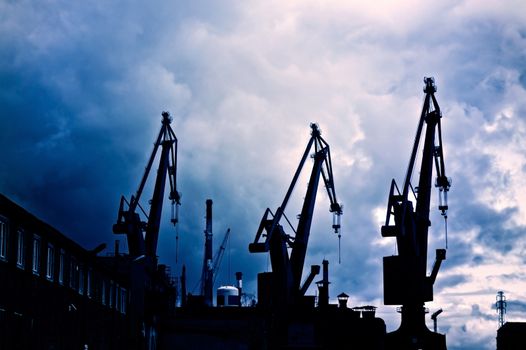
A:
[496,291,507,328]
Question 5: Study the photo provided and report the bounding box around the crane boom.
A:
[212,228,231,287]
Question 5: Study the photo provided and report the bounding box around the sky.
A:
[1,0,526,349]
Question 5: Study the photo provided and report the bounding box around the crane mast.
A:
[381,78,451,350]
[113,111,181,259]
[249,123,342,307]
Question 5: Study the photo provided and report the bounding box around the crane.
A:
[212,228,231,288]
[380,77,451,350]
[249,123,343,308]
[112,111,181,350]
[197,227,232,297]
[113,111,181,260]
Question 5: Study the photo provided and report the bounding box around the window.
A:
[0,217,7,261]
[116,284,121,312]
[16,230,25,268]
[101,280,106,306]
[32,235,41,274]
[109,280,114,308]
[46,244,54,281]
[87,268,92,298]
[58,249,65,285]
[78,266,84,295]
[70,258,78,290]
[120,288,127,314]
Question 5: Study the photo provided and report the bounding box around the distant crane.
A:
[380,78,451,350]
[249,123,343,308]
[212,228,231,288]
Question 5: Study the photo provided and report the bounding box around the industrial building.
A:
[0,193,133,349]
[497,322,526,350]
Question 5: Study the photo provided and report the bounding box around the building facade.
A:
[0,194,135,350]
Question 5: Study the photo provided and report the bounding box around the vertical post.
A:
[181,265,187,307]
[203,199,214,306]
[431,309,442,333]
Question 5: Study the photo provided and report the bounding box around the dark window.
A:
[70,258,78,290]
[78,265,84,295]
[32,235,41,274]
[0,217,7,261]
[58,249,65,285]
[46,244,54,281]
[16,230,25,268]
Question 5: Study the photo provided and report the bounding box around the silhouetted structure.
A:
[163,123,386,349]
[380,77,450,350]
[1,89,458,349]
[496,322,526,350]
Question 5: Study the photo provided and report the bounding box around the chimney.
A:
[236,272,243,306]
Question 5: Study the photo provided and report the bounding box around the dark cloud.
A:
[435,274,470,292]
[519,72,526,90]
[507,300,526,313]
[471,304,494,321]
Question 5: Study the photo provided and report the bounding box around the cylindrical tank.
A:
[216,285,239,307]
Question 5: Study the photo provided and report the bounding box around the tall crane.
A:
[381,78,451,350]
[249,123,343,308]
[113,111,181,259]
[112,111,181,350]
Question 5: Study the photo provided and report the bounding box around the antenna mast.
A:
[496,291,507,328]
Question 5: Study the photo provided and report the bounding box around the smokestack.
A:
[206,199,213,236]
[236,272,243,306]
[316,259,329,308]
[202,199,214,306]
